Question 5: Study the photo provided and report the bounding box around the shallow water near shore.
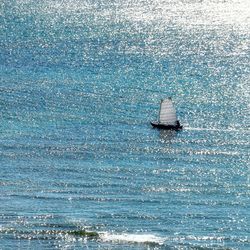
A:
[0,0,249,249]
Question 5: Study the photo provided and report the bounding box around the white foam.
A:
[99,232,165,245]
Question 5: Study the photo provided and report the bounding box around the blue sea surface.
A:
[0,0,249,249]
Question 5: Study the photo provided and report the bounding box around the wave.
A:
[185,127,250,133]
[99,232,165,246]
[2,226,249,249]
[1,227,163,245]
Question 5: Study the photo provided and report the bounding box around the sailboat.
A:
[151,97,183,130]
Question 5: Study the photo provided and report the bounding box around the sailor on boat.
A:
[151,97,183,130]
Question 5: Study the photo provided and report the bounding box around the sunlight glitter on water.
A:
[1,0,250,249]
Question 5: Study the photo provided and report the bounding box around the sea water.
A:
[0,0,249,249]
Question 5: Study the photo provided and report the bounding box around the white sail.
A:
[159,98,177,125]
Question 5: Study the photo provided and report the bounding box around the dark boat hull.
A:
[151,121,183,130]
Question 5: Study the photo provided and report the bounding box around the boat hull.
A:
[150,121,183,130]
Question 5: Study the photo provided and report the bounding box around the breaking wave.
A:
[99,232,166,246]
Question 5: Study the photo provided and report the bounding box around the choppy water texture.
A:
[0,0,250,249]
